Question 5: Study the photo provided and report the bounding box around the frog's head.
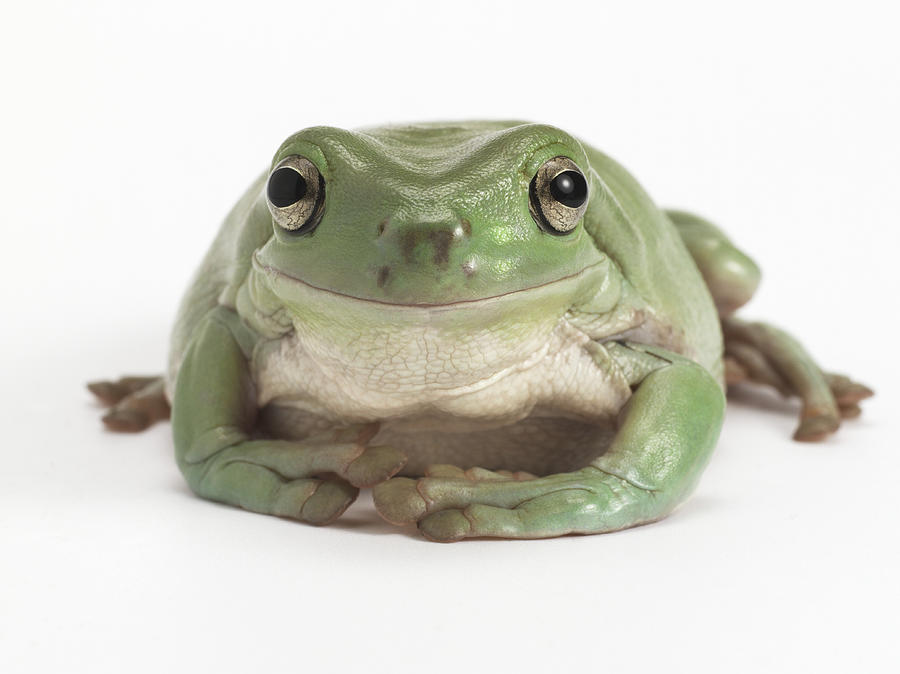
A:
[253,122,611,333]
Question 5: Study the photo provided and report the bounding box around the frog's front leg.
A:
[173,307,406,524]
[373,346,725,541]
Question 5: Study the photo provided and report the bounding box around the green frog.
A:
[89,121,872,541]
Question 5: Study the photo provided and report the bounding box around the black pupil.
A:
[549,170,587,208]
[268,167,307,208]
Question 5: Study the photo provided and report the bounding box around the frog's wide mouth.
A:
[251,250,604,310]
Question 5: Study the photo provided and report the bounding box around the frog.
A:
[88,121,873,541]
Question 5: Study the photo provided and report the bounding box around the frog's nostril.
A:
[376,266,391,288]
[377,219,388,237]
[461,259,477,277]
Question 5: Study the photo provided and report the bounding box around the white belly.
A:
[252,318,632,475]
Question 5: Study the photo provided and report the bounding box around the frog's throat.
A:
[251,250,604,309]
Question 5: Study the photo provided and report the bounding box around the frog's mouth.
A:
[251,250,607,312]
[248,252,616,393]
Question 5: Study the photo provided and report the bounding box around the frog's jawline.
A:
[253,251,602,309]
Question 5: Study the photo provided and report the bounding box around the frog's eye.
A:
[528,156,589,235]
[266,155,325,234]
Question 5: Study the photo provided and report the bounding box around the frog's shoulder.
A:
[167,171,272,390]
[577,139,722,376]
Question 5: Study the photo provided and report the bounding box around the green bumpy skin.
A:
[91,121,872,541]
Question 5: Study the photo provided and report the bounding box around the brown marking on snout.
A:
[376,266,391,287]
[400,229,420,263]
[429,229,454,265]
[460,218,472,237]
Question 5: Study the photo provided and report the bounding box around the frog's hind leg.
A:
[87,375,170,432]
[667,209,873,441]
[666,209,761,316]
[722,319,873,440]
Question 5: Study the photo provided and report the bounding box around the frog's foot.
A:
[373,467,658,542]
[184,421,406,524]
[87,375,170,432]
[722,318,873,441]
[185,435,407,525]
[824,373,874,419]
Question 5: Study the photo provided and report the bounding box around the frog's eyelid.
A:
[519,138,588,176]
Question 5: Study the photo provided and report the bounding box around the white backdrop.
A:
[2,1,898,672]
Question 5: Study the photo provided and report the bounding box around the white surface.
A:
[1,1,898,672]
